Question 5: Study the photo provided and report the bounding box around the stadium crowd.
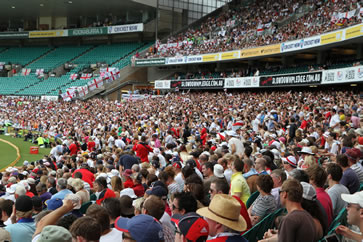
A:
[0,89,362,242]
[144,0,363,58]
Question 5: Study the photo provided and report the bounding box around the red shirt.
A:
[124,178,134,188]
[232,195,252,233]
[96,188,116,205]
[133,143,153,162]
[132,184,145,197]
[26,191,34,198]
[87,141,96,151]
[69,143,78,155]
[316,187,333,226]
[72,168,95,188]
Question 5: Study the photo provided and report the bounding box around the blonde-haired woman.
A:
[110,176,123,197]
[72,178,90,204]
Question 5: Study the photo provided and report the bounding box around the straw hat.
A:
[196,194,246,232]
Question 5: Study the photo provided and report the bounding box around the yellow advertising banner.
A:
[29,30,66,38]
[321,31,343,45]
[221,51,240,60]
[345,24,363,40]
[240,44,280,58]
[202,54,220,62]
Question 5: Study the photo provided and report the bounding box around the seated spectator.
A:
[231,158,251,204]
[36,183,52,208]
[170,191,197,216]
[101,198,121,227]
[197,194,248,241]
[131,173,145,197]
[94,177,116,205]
[51,178,73,200]
[209,178,252,232]
[305,165,333,226]
[336,154,360,194]
[263,179,317,242]
[248,174,277,225]
[270,169,287,208]
[336,191,363,241]
[142,195,175,242]
[326,163,350,217]
[115,214,164,241]
[174,212,209,242]
[86,204,123,241]
[5,195,35,242]
[300,182,327,240]
[345,148,363,183]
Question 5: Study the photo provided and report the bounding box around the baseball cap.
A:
[300,182,317,201]
[123,169,133,177]
[45,198,63,211]
[15,195,33,212]
[115,214,164,242]
[213,164,224,178]
[120,188,137,199]
[37,225,72,242]
[146,186,168,199]
[177,212,209,241]
[345,148,361,161]
[341,191,363,208]
[64,193,81,210]
[282,155,297,168]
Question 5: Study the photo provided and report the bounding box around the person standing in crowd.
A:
[230,158,250,204]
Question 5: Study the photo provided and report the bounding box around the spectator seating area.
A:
[27,46,92,72]
[0,42,149,96]
[0,47,51,66]
[144,0,362,58]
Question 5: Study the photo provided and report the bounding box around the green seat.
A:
[328,207,347,233]
[360,183,363,191]
[243,208,286,241]
[246,191,260,209]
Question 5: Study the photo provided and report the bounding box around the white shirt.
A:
[115,139,126,149]
[228,137,244,157]
[329,114,340,128]
[100,228,123,242]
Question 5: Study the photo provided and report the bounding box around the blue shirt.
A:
[5,218,35,242]
[51,189,73,200]
[243,168,258,179]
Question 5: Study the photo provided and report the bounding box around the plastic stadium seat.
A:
[246,191,260,209]
[243,208,286,241]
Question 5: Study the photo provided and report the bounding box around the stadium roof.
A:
[0,0,147,19]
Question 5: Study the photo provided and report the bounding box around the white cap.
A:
[213,164,225,178]
[120,188,137,199]
[341,191,363,208]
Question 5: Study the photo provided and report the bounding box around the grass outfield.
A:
[0,135,51,167]
[0,139,17,170]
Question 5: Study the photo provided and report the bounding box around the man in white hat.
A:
[197,194,248,241]
[336,191,363,241]
[226,130,244,158]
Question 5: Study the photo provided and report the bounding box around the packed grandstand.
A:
[0,0,363,242]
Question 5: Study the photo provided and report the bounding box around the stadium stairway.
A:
[25,48,56,68]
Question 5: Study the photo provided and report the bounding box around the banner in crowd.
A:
[154,80,171,89]
[134,58,166,66]
[21,68,31,76]
[280,36,321,53]
[107,23,143,34]
[0,32,28,39]
[69,27,107,36]
[70,74,78,80]
[171,79,225,89]
[88,77,104,91]
[322,66,363,84]
[77,85,89,97]
[224,77,260,88]
[35,69,44,76]
[260,71,323,87]
[29,30,67,38]
[41,96,58,101]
